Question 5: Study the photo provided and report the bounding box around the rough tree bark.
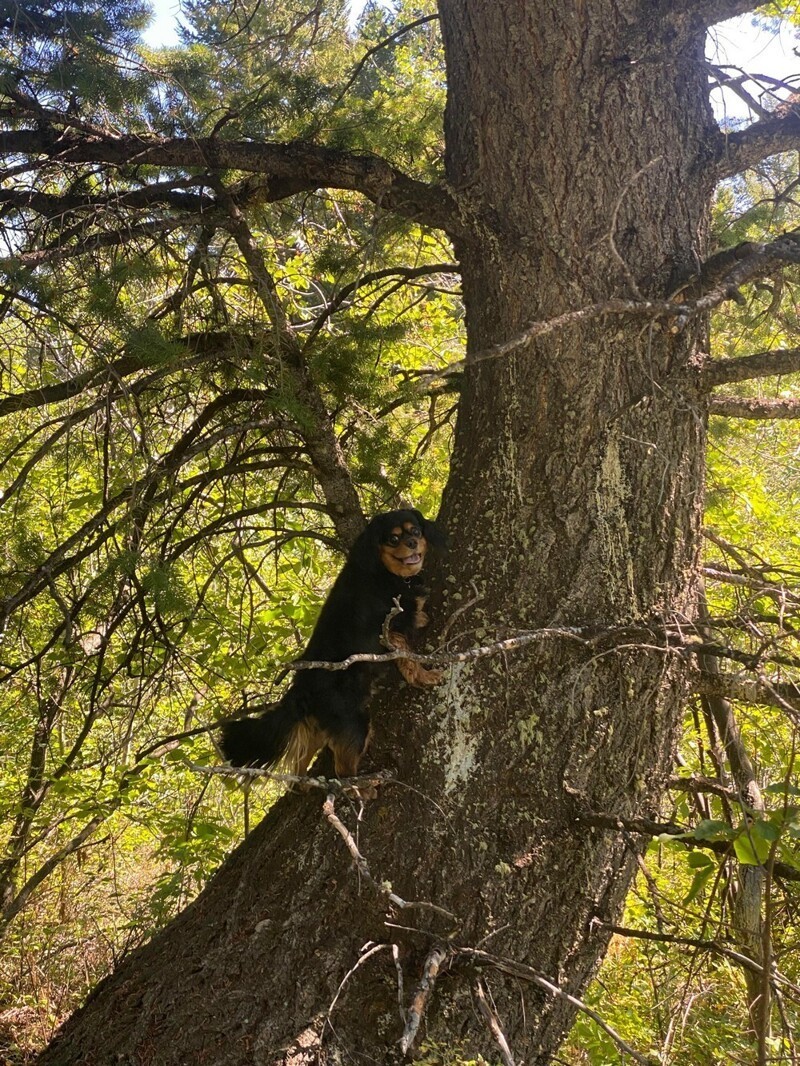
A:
[38,2,758,1064]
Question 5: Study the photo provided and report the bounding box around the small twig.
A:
[457,948,658,1065]
[326,14,439,117]
[322,795,459,926]
[324,942,388,1030]
[607,157,663,298]
[392,944,406,1022]
[399,945,448,1056]
[473,978,517,1066]
[440,579,482,643]
[190,762,393,795]
[288,624,591,673]
[381,597,404,650]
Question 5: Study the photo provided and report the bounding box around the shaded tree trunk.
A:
[40,2,717,1063]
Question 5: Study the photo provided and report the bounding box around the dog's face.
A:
[378,515,429,578]
[349,508,446,577]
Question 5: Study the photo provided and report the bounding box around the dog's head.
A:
[349,509,447,578]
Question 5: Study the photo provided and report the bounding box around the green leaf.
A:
[687,851,715,868]
[763,781,800,798]
[733,832,771,866]
[751,818,780,843]
[693,819,736,842]
[684,865,715,904]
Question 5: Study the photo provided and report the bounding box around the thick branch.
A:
[581,812,800,882]
[0,180,216,217]
[692,669,800,712]
[0,130,459,232]
[716,107,800,181]
[709,397,800,419]
[705,347,800,388]
[0,332,262,417]
[654,0,762,28]
[214,181,365,547]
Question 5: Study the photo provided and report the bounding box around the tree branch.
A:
[415,233,800,385]
[579,812,800,882]
[597,923,800,1000]
[399,946,449,1057]
[705,347,800,388]
[715,106,800,182]
[654,0,762,28]
[692,669,800,713]
[0,130,459,233]
[0,179,217,218]
[709,397,800,419]
[0,330,264,418]
[456,948,657,1066]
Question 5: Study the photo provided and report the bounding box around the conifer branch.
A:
[0,129,459,232]
[704,347,800,388]
[709,397,800,420]
[715,104,800,181]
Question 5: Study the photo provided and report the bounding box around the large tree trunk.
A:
[40,3,716,1063]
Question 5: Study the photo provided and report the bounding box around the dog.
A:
[220,509,446,782]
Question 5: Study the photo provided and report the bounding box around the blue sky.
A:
[141,2,799,122]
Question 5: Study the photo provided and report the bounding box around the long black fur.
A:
[220,509,446,777]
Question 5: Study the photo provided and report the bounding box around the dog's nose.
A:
[405,536,418,548]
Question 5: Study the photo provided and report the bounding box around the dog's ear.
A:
[346,517,383,573]
[420,514,448,553]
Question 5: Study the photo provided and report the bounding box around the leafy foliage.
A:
[1,1,799,1063]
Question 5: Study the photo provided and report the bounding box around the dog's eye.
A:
[386,534,401,547]
[407,526,422,538]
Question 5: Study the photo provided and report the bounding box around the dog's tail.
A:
[220,696,314,772]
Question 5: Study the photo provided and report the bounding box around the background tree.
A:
[0,1,799,1063]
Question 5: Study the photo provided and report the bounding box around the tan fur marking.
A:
[284,720,325,775]
[329,727,375,798]
[413,595,430,630]
[387,630,443,687]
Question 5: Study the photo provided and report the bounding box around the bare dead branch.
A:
[322,794,458,926]
[289,625,593,672]
[473,979,517,1066]
[456,948,657,1065]
[668,774,740,801]
[702,566,800,605]
[191,762,393,794]
[414,235,800,384]
[692,669,800,715]
[399,946,448,1057]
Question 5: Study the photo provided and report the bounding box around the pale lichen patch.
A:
[430,661,482,794]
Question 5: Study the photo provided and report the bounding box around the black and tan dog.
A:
[220,509,446,781]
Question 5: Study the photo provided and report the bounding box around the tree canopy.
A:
[1,1,800,1064]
